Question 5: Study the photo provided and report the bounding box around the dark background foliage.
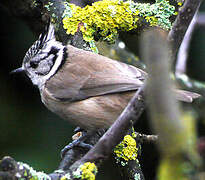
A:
[0,0,205,179]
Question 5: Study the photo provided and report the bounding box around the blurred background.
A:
[0,0,205,179]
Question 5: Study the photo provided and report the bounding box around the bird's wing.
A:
[45,45,146,102]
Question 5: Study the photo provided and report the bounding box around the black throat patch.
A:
[55,47,68,73]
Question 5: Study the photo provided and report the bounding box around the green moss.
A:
[89,40,99,54]
[80,162,97,180]
[44,2,54,12]
[61,162,98,180]
[176,0,184,6]
[62,0,175,45]
[62,2,73,18]
[114,135,138,162]
[134,173,141,180]
[31,0,38,8]
[60,172,71,180]
[17,162,51,180]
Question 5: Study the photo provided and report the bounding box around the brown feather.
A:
[42,45,200,130]
[174,89,200,103]
[41,88,135,130]
[45,45,145,102]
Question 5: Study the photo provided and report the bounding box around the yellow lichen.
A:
[145,16,158,27]
[177,2,183,6]
[80,162,97,180]
[62,0,175,45]
[63,0,140,44]
[114,135,138,161]
[60,173,71,180]
[132,126,137,138]
[62,0,175,51]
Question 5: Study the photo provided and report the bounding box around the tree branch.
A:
[168,0,202,59]
[0,86,146,180]
[175,11,198,76]
[68,85,146,178]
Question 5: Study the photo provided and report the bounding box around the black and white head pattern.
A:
[22,23,67,89]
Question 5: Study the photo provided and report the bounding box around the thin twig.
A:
[134,132,158,143]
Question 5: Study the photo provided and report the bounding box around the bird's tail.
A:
[174,89,201,103]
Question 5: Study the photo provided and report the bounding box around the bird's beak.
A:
[10,67,25,74]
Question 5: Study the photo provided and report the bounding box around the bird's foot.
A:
[60,131,93,158]
[73,126,84,133]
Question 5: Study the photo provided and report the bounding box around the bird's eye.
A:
[30,61,38,69]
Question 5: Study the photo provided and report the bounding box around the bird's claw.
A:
[61,137,93,158]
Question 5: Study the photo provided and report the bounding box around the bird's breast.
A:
[41,87,135,130]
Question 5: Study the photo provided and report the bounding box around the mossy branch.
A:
[0,0,202,179]
[62,0,176,48]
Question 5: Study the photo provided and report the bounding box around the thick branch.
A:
[0,87,146,180]
[70,85,145,170]
[0,0,45,35]
[168,0,202,58]
[57,129,105,170]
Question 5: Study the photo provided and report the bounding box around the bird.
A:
[11,23,200,131]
